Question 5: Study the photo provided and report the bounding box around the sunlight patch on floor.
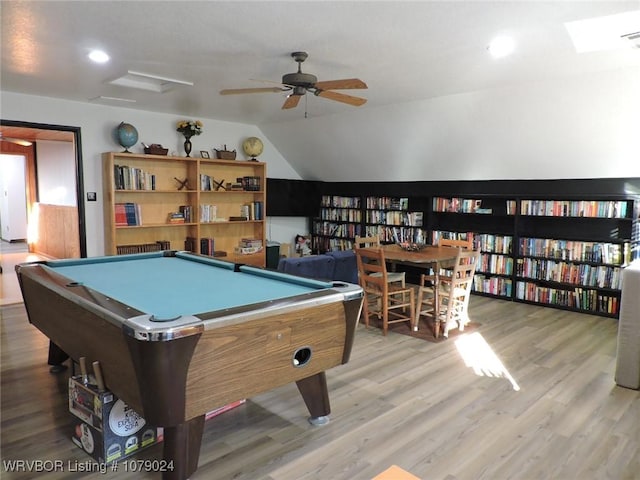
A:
[454,331,520,391]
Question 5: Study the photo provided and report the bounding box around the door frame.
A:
[0,119,87,258]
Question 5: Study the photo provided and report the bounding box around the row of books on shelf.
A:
[199,175,262,192]
[365,197,409,210]
[433,230,509,252]
[312,237,354,253]
[515,281,619,315]
[478,253,513,276]
[320,195,361,209]
[519,237,628,265]
[378,227,427,244]
[433,197,517,215]
[473,234,512,255]
[473,275,513,297]
[116,240,170,255]
[200,174,219,191]
[170,205,193,223]
[183,237,218,256]
[520,199,628,218]
[313,221,363,238]
[240,176,262,191]
[319,208,362,222]
[115,203,142,226]
[515,258,622,289]
[114,165,156,190]
[365,210,423,227]
[240,202,264,220]
[200,204,218,223]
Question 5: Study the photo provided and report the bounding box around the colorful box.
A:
[69,376,160,464]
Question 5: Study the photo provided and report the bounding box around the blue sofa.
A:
[277,250,358,285]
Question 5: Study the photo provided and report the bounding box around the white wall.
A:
[0,154,28,241]
[36,140,77,206]
[261,67,640,181]
[1,92,305,256]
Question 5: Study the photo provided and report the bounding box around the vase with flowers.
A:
[176,120,203,157]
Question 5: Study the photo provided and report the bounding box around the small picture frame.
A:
[200,151,210,159]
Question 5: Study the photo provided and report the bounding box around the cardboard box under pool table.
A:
[69,376,160,464]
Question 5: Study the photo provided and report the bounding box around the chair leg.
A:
[409,289,416,331]
[414,287,424,331]
[362,293,370,329]
[382,300,388,336]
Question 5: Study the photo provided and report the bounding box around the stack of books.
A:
[115,203,142,226]
[235,238,263,255]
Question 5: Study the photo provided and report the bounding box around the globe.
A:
[114,122,138,153]
[242,137,264,160]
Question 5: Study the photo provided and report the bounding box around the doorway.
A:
[0,120,86,258]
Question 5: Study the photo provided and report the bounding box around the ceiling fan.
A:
[220,52,368,110]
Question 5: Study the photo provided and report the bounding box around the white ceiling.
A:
[2,1,639,127]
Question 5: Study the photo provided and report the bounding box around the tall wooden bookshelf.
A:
[103,152,266,267]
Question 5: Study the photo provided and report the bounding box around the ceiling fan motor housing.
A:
[282,72,318,89]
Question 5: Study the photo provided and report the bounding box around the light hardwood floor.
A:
[1,296,638,480]
[1,240,47,306]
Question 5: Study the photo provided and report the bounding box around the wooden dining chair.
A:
[415,238,473,336]
[354,235,406,288]
[355,247,415,336]
[417,249,480,338]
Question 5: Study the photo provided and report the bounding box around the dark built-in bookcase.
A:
[300,178,640,319]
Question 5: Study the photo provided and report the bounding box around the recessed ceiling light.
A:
[88,50,110,64]
[487,36,516,58]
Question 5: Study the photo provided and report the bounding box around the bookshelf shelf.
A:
[103,152,266,267]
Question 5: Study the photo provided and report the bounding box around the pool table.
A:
[16,251,363,480]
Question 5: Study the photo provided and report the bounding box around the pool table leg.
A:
[47,341,69,373]
[296,371,331,425]
[162,415,205,480]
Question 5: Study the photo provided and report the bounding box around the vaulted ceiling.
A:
[2,1,638,126]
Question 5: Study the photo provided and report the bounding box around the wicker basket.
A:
[215,147,236,160]
[144,144,169,155]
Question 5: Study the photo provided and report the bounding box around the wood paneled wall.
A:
[33,204,80,258]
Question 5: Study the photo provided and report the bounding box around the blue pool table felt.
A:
[47,254,332,320]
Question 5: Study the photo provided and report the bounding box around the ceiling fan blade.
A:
[220,87,285,95]
[316,90,367,107]
[282,95,301,110]
[314,78,368,90]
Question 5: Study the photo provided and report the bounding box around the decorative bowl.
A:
[396,242,428,252]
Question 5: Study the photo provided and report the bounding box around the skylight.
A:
[565,10,640,53]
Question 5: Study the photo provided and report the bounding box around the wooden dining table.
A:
[381,244,461,329]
